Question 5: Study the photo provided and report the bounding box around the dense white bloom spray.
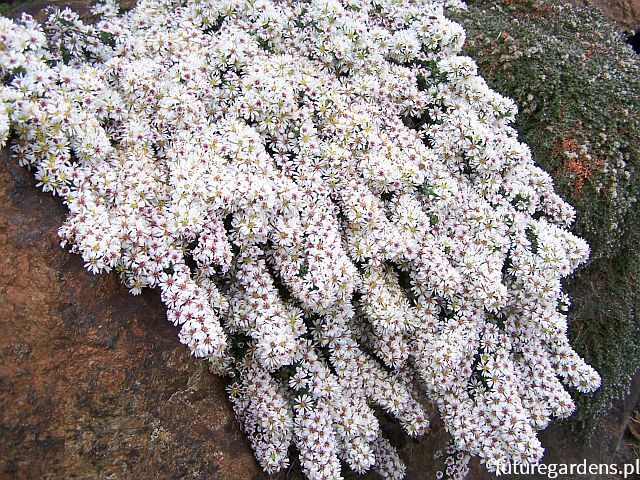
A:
[0,0,600,478]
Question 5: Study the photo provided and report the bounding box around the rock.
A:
[0,147,261,479]
[564,0,640,30]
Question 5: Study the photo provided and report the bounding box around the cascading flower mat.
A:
[0,0,601,478]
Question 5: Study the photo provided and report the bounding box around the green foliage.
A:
[454,0,640,436]
[0,0,37,18]
[98,31,116,47]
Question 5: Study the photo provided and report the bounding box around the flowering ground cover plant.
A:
[0,0,602,478]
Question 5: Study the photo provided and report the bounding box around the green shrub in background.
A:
[454,0,640,436]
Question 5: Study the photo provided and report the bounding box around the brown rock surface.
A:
[565,0,640,30]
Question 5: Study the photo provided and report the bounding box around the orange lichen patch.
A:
[533,1,553,18]
[556,130,602,195]
[564,157,593,194]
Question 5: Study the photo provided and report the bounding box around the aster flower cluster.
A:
[0,0,601,478]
